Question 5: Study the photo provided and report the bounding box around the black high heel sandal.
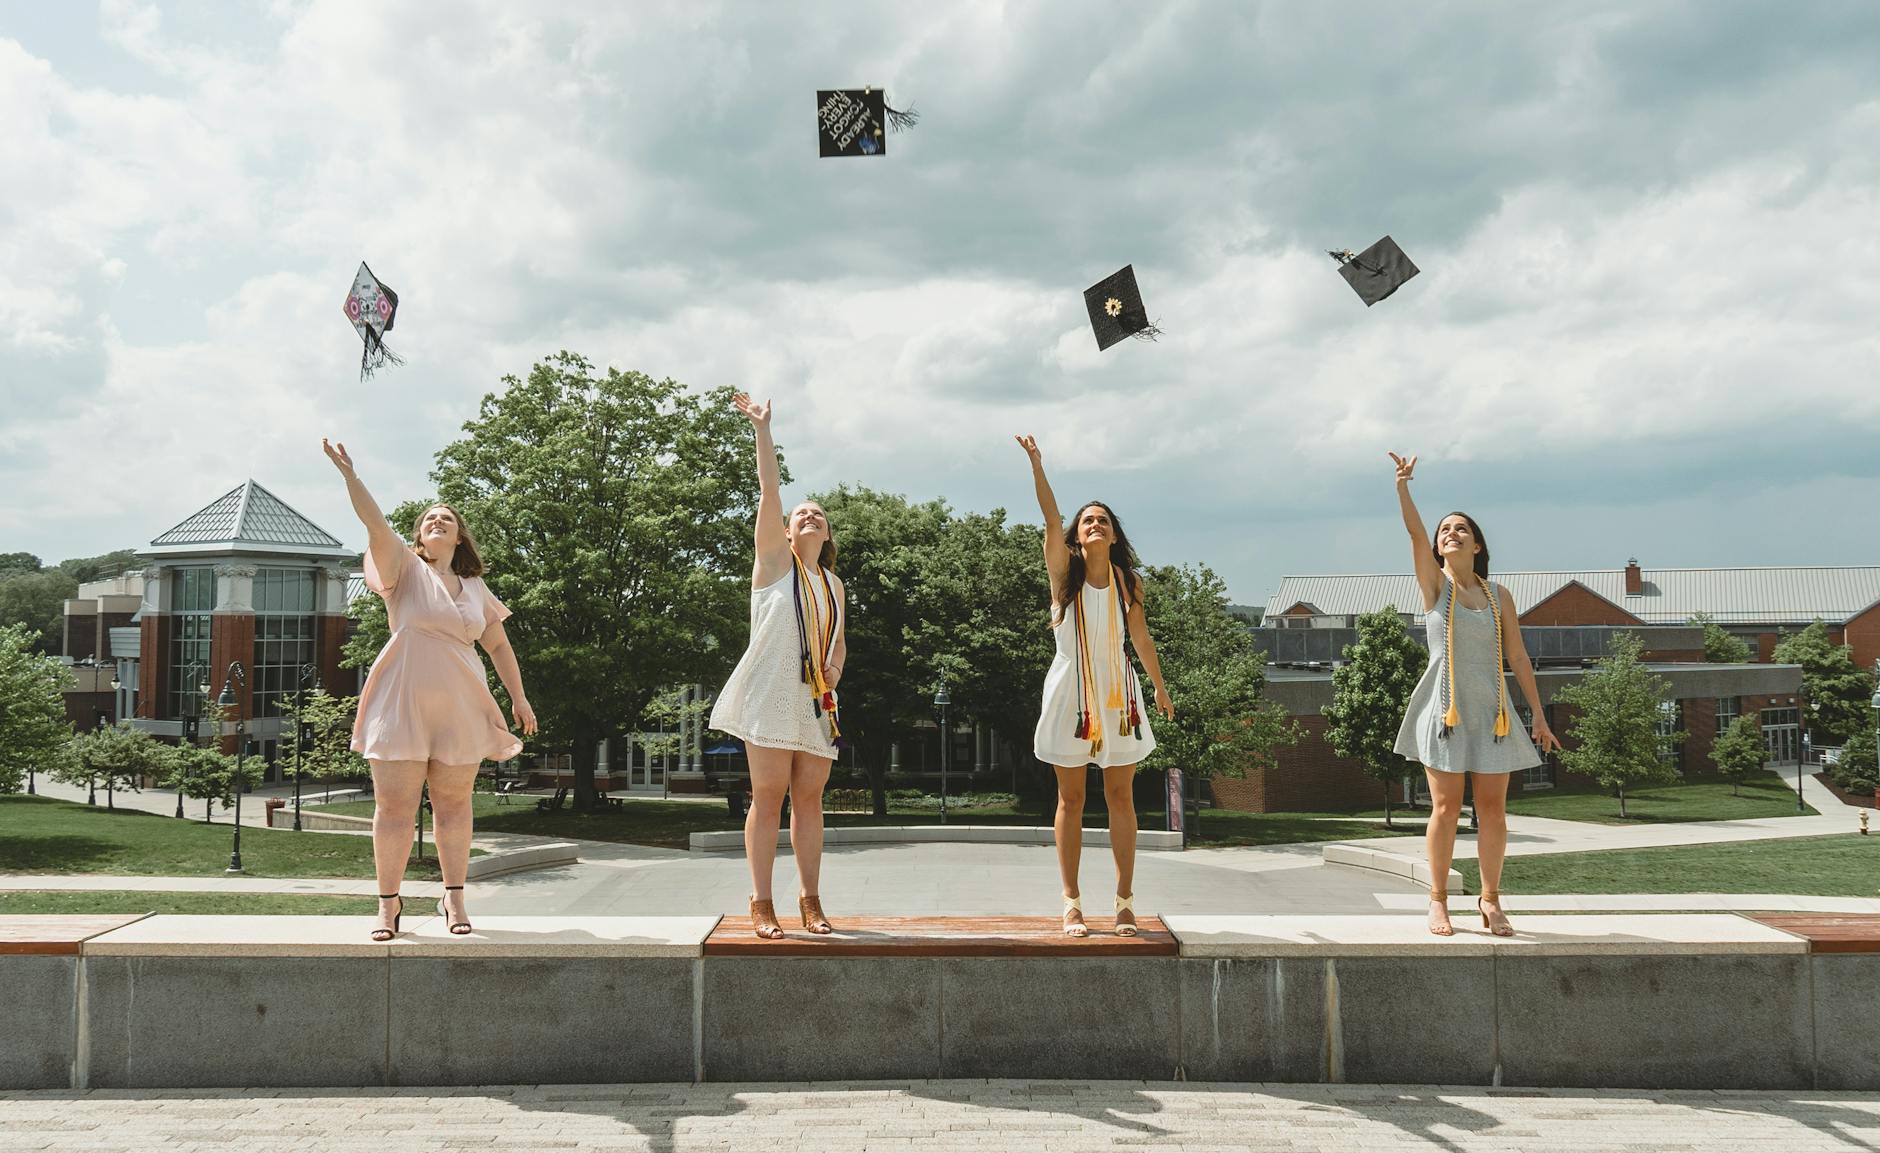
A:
[438,884,472,935]
[370,893,402,941]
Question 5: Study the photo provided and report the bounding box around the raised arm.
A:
[323,439,408,591]
[733,394,790,584]
[1497,584,1560,753]
[1389,452,1443,611]
[1123,577,1174,720]
[1015,435,1070,590]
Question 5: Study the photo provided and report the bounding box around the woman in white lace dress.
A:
[707,395,846,939]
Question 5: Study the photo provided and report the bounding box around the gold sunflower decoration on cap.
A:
[1104,297,1123,318]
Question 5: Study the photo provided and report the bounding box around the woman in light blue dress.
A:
[1388,453,1560,937]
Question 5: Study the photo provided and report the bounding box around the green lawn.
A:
[0,891,370,915]
[317,793,1417,849]
[1456,833,1879,897]
[0,795,445,880]
[1351,776,1817,826]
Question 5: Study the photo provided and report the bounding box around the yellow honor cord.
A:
[795,554,833,697]
[1442,575,1511,739]
[1104,579,1125,711]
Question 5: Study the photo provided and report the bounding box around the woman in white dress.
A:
[1017,435,1175,937]
[708,395,846,939]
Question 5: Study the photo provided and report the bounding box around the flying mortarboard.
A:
[815,86,918,158]
[342,262,402,380]
[1082,265,1162,352]
[1328,235,1419,306]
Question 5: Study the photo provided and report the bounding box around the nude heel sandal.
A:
[1478,890,1515,937]
[1113,893,1139,937]
[1062,893,1089,938]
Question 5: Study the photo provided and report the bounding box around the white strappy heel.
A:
[1113,893,1139,937]
[1062,893,1089,938]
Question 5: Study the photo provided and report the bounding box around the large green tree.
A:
[278,688,369,798]
[1557,632,1682,817]
[1323,606,1426,827]
[0,549,141,654]
[1772,620,1876,743]
[61,722,173,808]
[0,624,72,793]
[1139,563,1298,828]
[426,352,761,810]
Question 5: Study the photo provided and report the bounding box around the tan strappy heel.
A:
[1479,890,1515,937]
[1113,893,1139,937]
[1062,893,1089,938]
[1427,887,1454,937]
[750,896,784,940]
[799,895,832,934]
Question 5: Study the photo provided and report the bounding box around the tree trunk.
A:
[1617,788,1627,819]
[1382,779,1394,830]
[868,756,888,818]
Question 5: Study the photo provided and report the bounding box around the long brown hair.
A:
[792,504,837,571]
[1052,501,1141,624]
[411,503,486,577]
[1431,511,1490,581]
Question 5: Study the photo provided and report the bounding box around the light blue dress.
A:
[1393,579,1541,775]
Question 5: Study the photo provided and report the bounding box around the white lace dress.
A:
[708,569,840,758]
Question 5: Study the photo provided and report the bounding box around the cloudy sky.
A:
[4,1,1878,606]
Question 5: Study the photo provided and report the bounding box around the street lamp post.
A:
[292,663,317,832]
[1869,661,1880,806]
[176,666,206,819]
[88,710,105,805]
[933,680,951,825]
[218,661,248,874]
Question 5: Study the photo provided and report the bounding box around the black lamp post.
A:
[88,709,105,805]
[219,661,247,874]
[292,663,318,831]
[933,680,951,824]
[175,666,206,819]
[1869,661,1879,803]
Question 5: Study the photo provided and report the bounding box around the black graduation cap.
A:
[815,87,918,158]
[1328,235,1420,306]
[1082,265,1162,352]
[342,262,403,380]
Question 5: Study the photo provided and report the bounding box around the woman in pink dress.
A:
[324,439,537,940]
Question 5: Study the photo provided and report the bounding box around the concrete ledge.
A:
[268,809,371,832]
[464,841,580,880]
[1165,914,1812,957]
[690,824,1184,852]
[396,915,719,957]
[1322,843,1463,891]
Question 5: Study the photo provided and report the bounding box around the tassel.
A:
[1075,712,1088,741]
[884,99,919,132]
[1119,712,1131,737]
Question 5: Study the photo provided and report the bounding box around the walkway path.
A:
[1,1082,1874,1152]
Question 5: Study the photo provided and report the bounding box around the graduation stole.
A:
[1439,575,1511,742]
[792,552,841,739]
[1071,573,1143,754]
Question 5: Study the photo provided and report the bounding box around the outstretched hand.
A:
[322,438,356,479]
[1388,451,1417,484]
[732,393,772,429]
[1015,434,1041,462]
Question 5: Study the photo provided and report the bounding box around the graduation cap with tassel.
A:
[815,86,918,157]
[342,262,403,380]
[1328,235,1419,307]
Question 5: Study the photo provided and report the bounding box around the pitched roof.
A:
[146,481,350,558]
[1263,566,1880,627]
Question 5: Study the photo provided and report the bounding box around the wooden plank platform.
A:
[703,915,1177,957]
[1749,914,1880,953]
[0,914,149,955]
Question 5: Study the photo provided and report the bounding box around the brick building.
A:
[118,481,359,779]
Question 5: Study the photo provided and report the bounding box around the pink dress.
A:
[350,547,523,766]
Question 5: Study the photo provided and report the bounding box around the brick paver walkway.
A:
[2,1082,1876,1152]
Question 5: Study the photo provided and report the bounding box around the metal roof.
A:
[1263,566,1880,627]
[146,481,349,558]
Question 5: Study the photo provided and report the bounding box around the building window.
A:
[167,567,215,719]
[1716,697,1739,735]
[1761,706,1800,765]
[1657,701,1684,772]
[252,568,317,719]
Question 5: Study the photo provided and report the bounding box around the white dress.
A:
[1032,579,1156,769]
[708,568,841,758]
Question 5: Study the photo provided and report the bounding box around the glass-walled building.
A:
[126,480,357,780]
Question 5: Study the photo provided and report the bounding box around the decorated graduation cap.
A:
[1082,265,1162,352]
[1328,235,1419,307]
[342,263,402,379]
[815,86,917,157]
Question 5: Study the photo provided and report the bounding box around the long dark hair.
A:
[1053,501,1142,623]
[1431,510,1490,581]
